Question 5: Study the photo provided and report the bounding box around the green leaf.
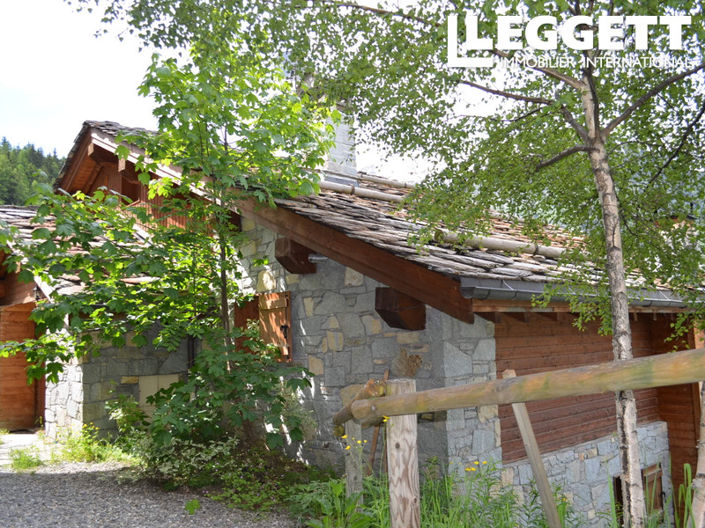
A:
[17,269,34,284]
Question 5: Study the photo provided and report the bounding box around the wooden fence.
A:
[333,347,705,528]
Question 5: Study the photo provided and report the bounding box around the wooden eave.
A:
[236,198,475,325]
[59,132,98,193]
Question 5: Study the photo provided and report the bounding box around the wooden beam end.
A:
[275,238,317,275]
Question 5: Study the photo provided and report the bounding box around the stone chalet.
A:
[0,120,700,524]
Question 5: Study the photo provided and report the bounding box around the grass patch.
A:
[9,447,43,471]
[51,424,134,464]
[289,459,582,528]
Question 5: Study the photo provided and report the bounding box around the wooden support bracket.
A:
[87,143,117,166]
[274,238,317,275]
[375,287,426,331]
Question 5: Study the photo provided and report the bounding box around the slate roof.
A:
[65,121,573,280]
[277,188,571,284]
[0,205,70,297]
[0,204,148,298]
[57,121,684,307]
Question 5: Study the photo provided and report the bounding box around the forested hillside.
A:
[0,139,64,205]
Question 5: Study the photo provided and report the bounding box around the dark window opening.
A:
[613,464,664,525]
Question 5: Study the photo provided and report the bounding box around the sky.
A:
[0,1,427,180]
[0,1,156,157]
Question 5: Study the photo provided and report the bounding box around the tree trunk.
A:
[581,83,646,528]
[690,382,705,528]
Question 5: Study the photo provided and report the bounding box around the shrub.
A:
[9,447,43,471]
[53,424,131,464]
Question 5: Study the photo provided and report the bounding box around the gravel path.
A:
[0,462,296,528]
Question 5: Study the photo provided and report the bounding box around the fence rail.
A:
[349,347,705,423]
[333,346,705,528]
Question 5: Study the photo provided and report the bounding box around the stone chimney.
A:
[324,117,357,178]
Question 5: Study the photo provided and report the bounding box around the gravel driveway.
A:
[0,462,296,528]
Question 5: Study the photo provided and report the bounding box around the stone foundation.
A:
[503,420,672,526]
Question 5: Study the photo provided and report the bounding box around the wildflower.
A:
[470,467,477,471]
[357,440,362,444]
[341,435,347,439]
[382,416,389,423]
[465,467,472,472]
[345,445,351,450]
[474,461,480,465]
[482,461,487,464]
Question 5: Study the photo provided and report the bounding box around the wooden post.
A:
[386,378,420,528]
[344,420,363,501]
[503,369,562,528]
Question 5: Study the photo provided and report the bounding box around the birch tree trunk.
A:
[581,82,646,528]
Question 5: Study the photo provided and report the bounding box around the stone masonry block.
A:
[315,292,347,315]
[338,314,364,338]
[326,332,344,352]
[344,267,364,287]
[362,315,382,335]
[442,342,472,377]
[472,339,495,361]
[308,356,324,376]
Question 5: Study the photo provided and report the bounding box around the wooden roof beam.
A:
[87,142,117,166]
[375,287,426,331]
[236,198,474,325]
[275,238,317,275]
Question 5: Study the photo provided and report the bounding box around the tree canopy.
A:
[0,13,336,448]
[0,139,63,205]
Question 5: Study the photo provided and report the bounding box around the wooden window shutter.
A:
[233,291,292,362]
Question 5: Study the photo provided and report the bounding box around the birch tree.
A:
[73,0,705,525]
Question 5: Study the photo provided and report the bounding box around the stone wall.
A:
[503,420,672,526]
[45,328,189,439]
[239,220,499,471]
[45,358,84,439]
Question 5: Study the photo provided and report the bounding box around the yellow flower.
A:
[341,435,347,439]
[357,440,362,444]
[465,467,472,472]
[470,467,477,471]
[382,416,389,423]
[474,461,479,465]
[482,461,487,465]
[363,440,368,443]
[345,445,351,450]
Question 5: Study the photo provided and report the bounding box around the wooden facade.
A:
[0,301,42,430]
[496,312,698,491]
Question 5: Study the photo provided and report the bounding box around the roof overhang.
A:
[461,276,692,311]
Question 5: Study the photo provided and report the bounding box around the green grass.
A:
[51,424,133,464]
[289,459,582,528]
[9,447,43,471]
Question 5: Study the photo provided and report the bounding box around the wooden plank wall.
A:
[0,272,36,306]
[652,323,700,493]
[496,315,663,463]
[0,302,39,430]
